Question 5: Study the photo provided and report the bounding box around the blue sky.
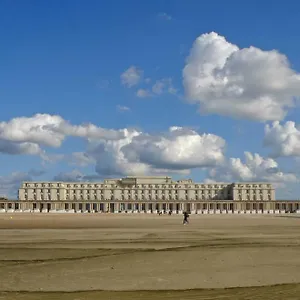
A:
[1,0,300,199]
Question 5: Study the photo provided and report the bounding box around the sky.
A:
[1,0,300,199]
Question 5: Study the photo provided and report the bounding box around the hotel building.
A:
[0,176,299,214]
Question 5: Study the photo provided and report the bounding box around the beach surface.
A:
[1,213,300,299]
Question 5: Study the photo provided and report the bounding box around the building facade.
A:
[0,176,299,214]
[18,176,275,202]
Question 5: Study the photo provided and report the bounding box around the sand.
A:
[0,213,300,299]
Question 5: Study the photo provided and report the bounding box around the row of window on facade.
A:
[238,190,271,194]
[23,190,230,199]
[22,194,271,201]
[24,189,232,195]
[23,185,231,190]
[238,195,271,200]
[23,182,272,189]
[23,194,232,200]
[22,188,272,198]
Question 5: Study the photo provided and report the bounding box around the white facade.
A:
[18,176,275,202]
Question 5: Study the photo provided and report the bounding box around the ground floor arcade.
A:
[1,200,300,214]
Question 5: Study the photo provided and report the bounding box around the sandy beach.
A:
[1,213,300,299]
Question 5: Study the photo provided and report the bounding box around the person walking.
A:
[183,211,189,225]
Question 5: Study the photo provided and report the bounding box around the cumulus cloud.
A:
[264,121,300,157]
[121,66,143,87]
[122,127,225,169]
[0,140,42,155]
[183,32,300,121]
[208,152,298,184]
[84,126,225,176]
[0,114,65,147]
[0,114,124,156]
[0,114,226,180]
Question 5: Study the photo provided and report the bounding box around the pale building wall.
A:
[18,176,275,202]
[232,183,275,201]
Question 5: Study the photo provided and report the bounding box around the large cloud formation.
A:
[0,114,124,156]
[0,113,226,176]
[264,121,300,157]
[88,126,226,176]
[183,32,300,121]
[208,152,298,184]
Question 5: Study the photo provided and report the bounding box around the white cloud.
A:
[136,89,152,98]
[0,114,225,180]
[85,126,225,176]
[0,114,124,156]
[264,121,300,157]
[183,32,300,121]
[121,66,143,87]
[59,121,122,140]
[208,152,298,184]
[116,105,130,112]
[0,114,65,148]
[0,140,42,155]
[122,127,225,169]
